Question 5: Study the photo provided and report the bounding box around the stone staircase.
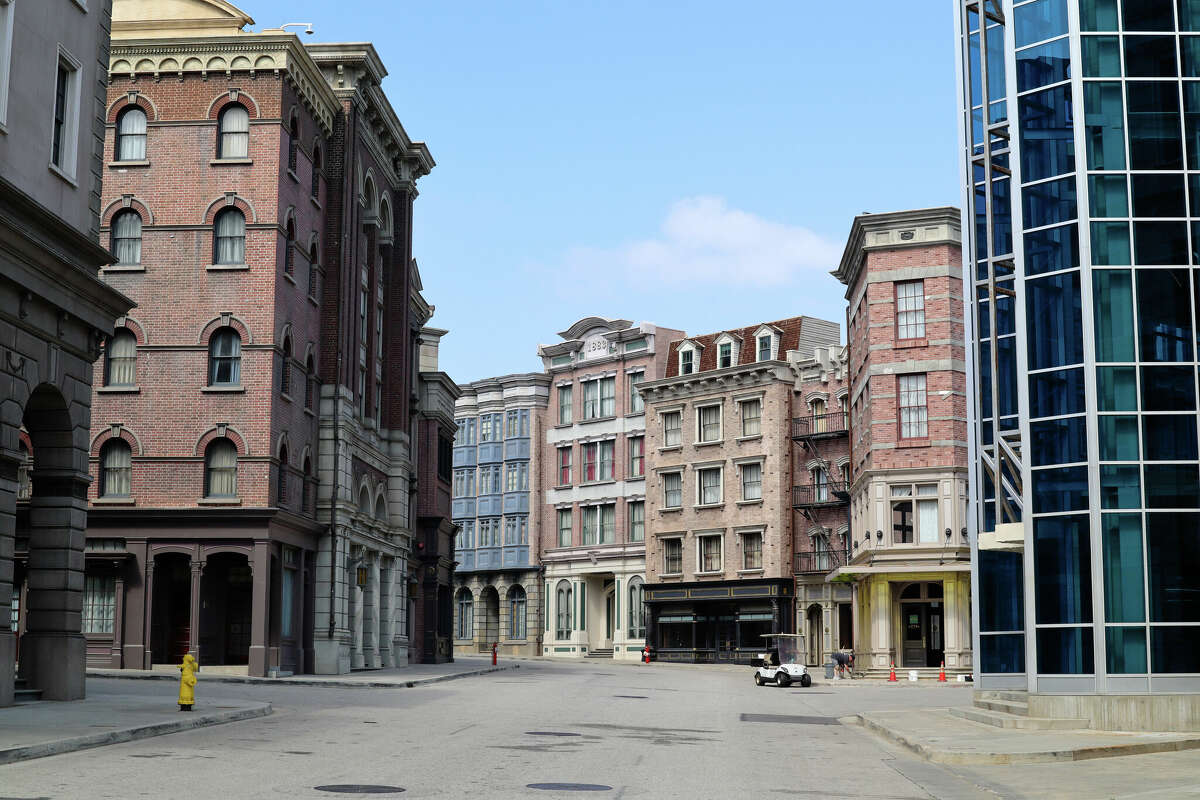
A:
[585,648,614,659]
[13,679,42,704]
[949,689,1089,730]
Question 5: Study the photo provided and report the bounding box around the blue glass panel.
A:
[980,550,1024,631]
[1107,627,1148,673]
[1137,269,1194,362]
[980,634,1026,673]
[1097,366,1138,411]
[1142,416,1199,460]
[1022,177,1077,229]
[1124,35,1179,77]
[1144,464,1200,507]
[1030,367,1086,417]
[1015,0,1067,47]
[1037,627,1094,674]
[1128,82,1183,170]
[1099,415,1140,460]
[996,293,1015,335]
[1018,37,1071,92]
[1031,466,1089,513]
[1135,222,1189,265]
[967,6,979,33]
[998,336,1017,418]
[1080,0,1118,30]
[1184,36,1200,77]
[1024,223,1078,274]
[987,24,1006,103]
[990,100,1008,124]
[1091,222,1132,266]
[1034,515,1093,624]
[1181,0,1200,31]
[1084,82,1126,170]
[1184,83,1200,169]
[978,341,993,419]
[972,106,985,153]
[969,31,982,108]
[1146,512,1200,622]
[1089,174,1128,217]
[1082,35,1121,76]
[1151,627,1200,672]
[1026,271,1084,370]
[1100,464,1142,508]
[1019,87,1076,183]
[1030,417,1088,466]
[1094,270,1136,362]
[1133,174,1185,217]
[1141,366,1196,410]
[1122,0,1175,30]
[974,184,988,263]
[1103,514,1146,623]
[993,178,1012,256]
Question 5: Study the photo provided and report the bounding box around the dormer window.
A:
[757,335,772,362]
[680,349,694,375]
[718,342,732,368]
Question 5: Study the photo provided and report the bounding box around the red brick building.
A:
[831,207,971,677]
[13,0,453,677]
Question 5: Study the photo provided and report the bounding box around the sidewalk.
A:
[853,707,1200,765]
[87,657,517,689]
[0,693,270,765]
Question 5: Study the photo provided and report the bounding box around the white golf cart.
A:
[753,633,812,688]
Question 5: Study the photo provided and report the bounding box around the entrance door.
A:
[927,607,944,667]
[604,592,614,646]
[806,605,821,665]
[901,603,945,667]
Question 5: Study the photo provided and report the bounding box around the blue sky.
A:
[249,1,962,383]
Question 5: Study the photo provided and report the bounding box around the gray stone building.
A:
[0,0,133,705]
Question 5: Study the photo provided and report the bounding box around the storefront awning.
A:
[658,614,696,623]
[826,562,971,582]
[735,612,774,622]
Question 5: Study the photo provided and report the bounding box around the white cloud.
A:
[556,196,842,288]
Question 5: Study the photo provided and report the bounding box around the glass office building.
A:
[957,0,1200,701]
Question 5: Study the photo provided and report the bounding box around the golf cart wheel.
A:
[776,672,791,687]
[800,673,812,688]
[754,673,764,686]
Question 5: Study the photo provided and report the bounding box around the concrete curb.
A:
[86,663,516,689]
[0,702,272,765]
[855,712,1200,765]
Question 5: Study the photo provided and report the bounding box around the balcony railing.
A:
[791,412,848,440]
[795,548,849,574]
[792,482,849,508]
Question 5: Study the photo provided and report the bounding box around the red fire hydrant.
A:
[642,645,650,664]
[492,642,498,666]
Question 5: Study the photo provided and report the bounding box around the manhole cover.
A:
[612,695,647,699]
[313,786,405,794]
[739,713,837,725]
[525,731,581,737]
[527,784,611,792]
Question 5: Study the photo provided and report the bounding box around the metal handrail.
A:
[792,482,849,507]
[791,412,848,438]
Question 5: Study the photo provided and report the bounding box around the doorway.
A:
[898,582,944,668]
[604,591,614,645]
[198,553,252,666]
[806,605,821,665]
[151,553,191,664]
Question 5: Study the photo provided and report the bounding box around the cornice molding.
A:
[639,363,790,404]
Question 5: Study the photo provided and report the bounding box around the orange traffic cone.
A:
[888,661,897,682]
[938,661,947,682]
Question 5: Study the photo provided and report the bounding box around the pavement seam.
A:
[84,664,516,689]
[0,703,272,765]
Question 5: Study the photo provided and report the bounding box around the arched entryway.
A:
[806,604,822,666]
[15,384,91,700]
[199,552,252,666]
[150,552,191,665]
[478,586,499,652]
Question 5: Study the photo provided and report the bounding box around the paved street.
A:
[2,660,1199,799]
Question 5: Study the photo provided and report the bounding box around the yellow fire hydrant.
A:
[178,653,197,712]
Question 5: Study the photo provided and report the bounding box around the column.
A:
[870,578,891,669]
[141,556,155,669]
[0,451,17,707]
[943,574,960,669]
[110,564,125,668]
[378,558,393,667]
[188,556,204,663]
[249,541,270,676]
[369,555,381,668]
[122,542,147,670]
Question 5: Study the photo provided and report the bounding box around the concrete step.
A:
[13,688,42,704]
[973,698,1030,715]
[976,689,1029,703]
[950,706,1089,731]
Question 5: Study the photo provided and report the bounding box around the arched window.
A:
[555,580,573,640]
[276,444,289,506]
[627,576,645,639]
[508,585,526,640]
[116,106,147,161]
[280,336,292,397]
[104,327,137,387]
[358,487,371,515]
[208,327,241,386]
[305,352,316,409]
[456,588,474,640]
[111,210,142,266]
[301,455,313,513]
[307,242,319,296]
[375,496,387,522]
[287,114,299,173]
[284,217,295,276]
[99,439,131,498]
[204,438,237,498]
[213,207,245,265]
[217,103,249,159]
[311,145,321,198]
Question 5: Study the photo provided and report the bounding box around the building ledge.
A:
[201,385,245,393]
[210,158,253,166]
[97,385,140,394]
[109,160,150,169]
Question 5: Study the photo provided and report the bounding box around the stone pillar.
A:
[942,574,959,668]
[188,557,204,663]
[18,471,89,700]
[110,565,125,668]
[378,558,392,667]
[367,555,381,668]
[0,451,17,707]
[122,541,147,670]
[351,577,364,670]
[141,557,155,669]
[870,578,891,670]
[249,541,270,676]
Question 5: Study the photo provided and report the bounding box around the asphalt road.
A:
[1,660,1198,799]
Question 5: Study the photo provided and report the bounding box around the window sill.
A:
[310,195,322,210]
[736,498,763,506]
[109,160,150,169]
[694,439,723,448]
[202,385,245,393]
[554,422,574,429]
[581,479,617,487]
[102,264,146,274]
[625,411,645,418]
[280,392,293,404]
[283,272,296,285]
[97,385,140,394]
[737,568,765,575]
[694,570,723,578]
[304,407,316,418]
[626,474,645,482]
[287,168,299,183]
[658,445,682,454]
[580,414,617,424]
[897,438,931,449]
[694,502,724,510]
[735,434,762,443]
[660,572,683,579]
[207,263,249,271]
[198,497,241,506]
[308,294,319,307]
[894,338,928,349]
[48,162,78,187]
[92,497,134,505]
[661,506,682,513]
[210,158,253,166]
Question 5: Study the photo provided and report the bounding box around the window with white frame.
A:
[742,531,763,570]
[558,385,572,424]
[896,280,926,339]
[628,500,644,542]
[454,418,477,446]
[217,103,249,159]
[581,376,615,419]
[453,468,475,498]
[478,517,500,547]
[697,533,722,573]
[891,484,939,543]
[456,519,475,549]
[662,538,683,574]
[557,446,572,485]
[627,576,646,637]
[697,404,721,443]
[628,436,644,477]
[82,574,116,633]
[555,581,573,639]
[0,0,14,128]
[99,440,131,498]
[741,461,762,501]
[557,508,572,547]
[697,466,722,506]
[628,370,645,413]
[718,341,733,369]
[898,374,928,439]
[116,106,148,162]
[581,441,613,482]
[757,334,773,362]
[662,411,682,447]
[599,440,614,480]
[599,503,615,543]
[582,505,598,545]
[479,465,501,494]
[456,588,473,640]
[812,466,829,501]
[50,51,81,177]
[662,471,682,509]
[503,515,528,544]
[479,413,497,442]
[508,585,526,639]
[679,348,694,375]
[505,462,528,492]
[740,398,761,437]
